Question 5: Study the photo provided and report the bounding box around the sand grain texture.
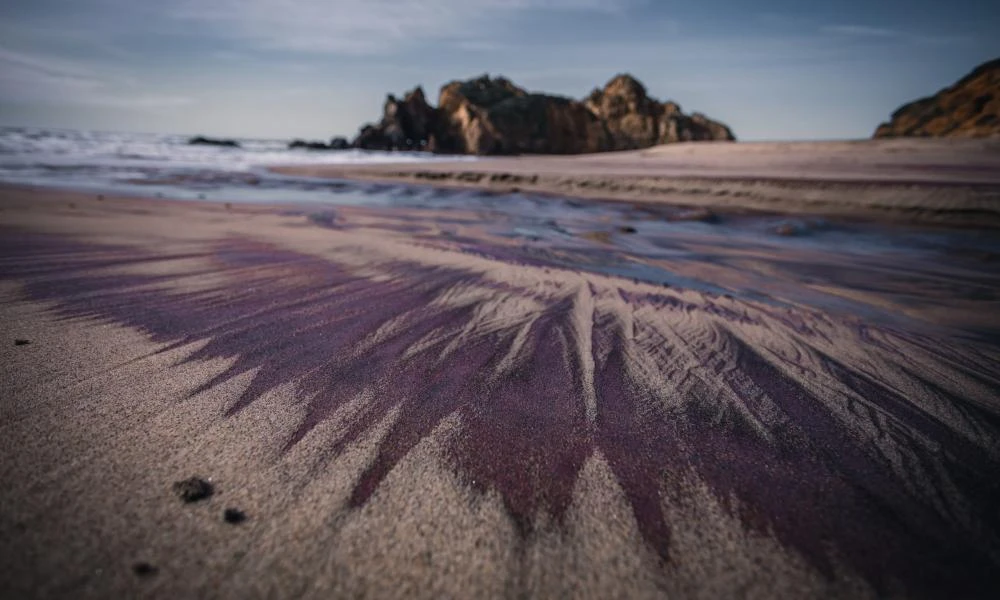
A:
[1,185,999,599]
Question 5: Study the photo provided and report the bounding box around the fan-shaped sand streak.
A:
[1,213,999,597]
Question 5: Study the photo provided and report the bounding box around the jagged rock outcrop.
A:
[433,76,609,154]
[288,137,350,150]
[585,74,735,148]
[352,73,735,155]
[874,58,1000,139]
[188,136,240,148]
[353,87,440,152]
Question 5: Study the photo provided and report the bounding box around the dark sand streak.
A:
[2,200,1000,598]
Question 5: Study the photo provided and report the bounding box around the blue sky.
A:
[0,0,997,140]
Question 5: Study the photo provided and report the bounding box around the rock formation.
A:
[288,137,350,150]
[433,75,609,154]
[352,74,735,155]
[585,74,735,147]
[873,58,1000,139]
[188,136,240,148]
[353,87,440,152]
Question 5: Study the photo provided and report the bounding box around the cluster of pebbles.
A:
[131,477,248,579]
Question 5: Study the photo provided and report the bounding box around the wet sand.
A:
[275,138,1000,228]
[1,184,999,599]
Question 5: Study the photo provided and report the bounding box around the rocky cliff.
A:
[874,58,1000,139]
[352,87,440,152]
[352,74,735,155]
[585,75,734,148]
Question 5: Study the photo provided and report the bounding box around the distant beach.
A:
[276,137,1000,228]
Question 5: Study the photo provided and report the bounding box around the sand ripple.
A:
[2,221,999,597]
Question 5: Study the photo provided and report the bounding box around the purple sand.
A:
[1,229,999,598]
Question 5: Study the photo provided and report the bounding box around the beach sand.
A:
[275,138,1000,228]
[1,172,999,599]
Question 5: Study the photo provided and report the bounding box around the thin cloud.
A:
[210,50,247,62]
[820,24,973,46]
[0,47,98,83]
[452,40,506,52]
[0,47,105,101]
[90,94,194,110]
[0,46,191,110]
[165,0,637,54]
[821,24,900,37]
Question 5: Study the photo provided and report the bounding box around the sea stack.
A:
[351,74,735,155]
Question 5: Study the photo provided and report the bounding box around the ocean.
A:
[0,126,472,203]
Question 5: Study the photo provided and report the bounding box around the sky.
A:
[0,0,998,141]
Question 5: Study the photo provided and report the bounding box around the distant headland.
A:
[874,57,999,139]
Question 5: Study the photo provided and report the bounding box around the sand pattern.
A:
[2,186,999,598]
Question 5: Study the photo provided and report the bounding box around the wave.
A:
[0,126,473,196]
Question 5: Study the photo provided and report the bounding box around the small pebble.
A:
[173,477,214,503]
[132,562,158,577]
[775,223,799,236]
[667,208,718,223]
[14,339,30,346]
[223,508,247,524]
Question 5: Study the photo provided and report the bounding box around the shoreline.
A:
[271,138,1000,229]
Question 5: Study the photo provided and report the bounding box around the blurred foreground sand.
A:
[1,184,998,599]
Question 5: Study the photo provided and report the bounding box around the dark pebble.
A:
[775,223,799,236]
[132,562,158,577]
[667,208,718,223]
[223,508,247,524]
[14,339,30,346]
[618,225,638,234]
[173,477,214,503]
